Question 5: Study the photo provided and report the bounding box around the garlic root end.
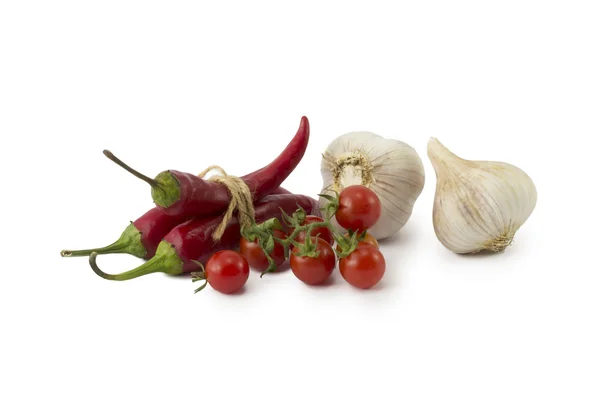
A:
[480,228,517,253]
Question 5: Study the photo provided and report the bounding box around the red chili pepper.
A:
[102,117,310,218]
[60,187,293,260]
[88,193,316,281]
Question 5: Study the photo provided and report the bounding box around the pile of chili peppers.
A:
[61,116,387,294]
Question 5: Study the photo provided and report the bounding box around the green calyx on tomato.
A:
[295,215,335,246]
[332,229,372,259]
[240,229,286,273]
[290,237,336,286]
[339,242,385,289]
[288,229,326,258]
[317,190,340,220]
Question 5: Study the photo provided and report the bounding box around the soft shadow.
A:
[373,226,422,290]
[225,286,248,296]
[273,259,291,273]
[249,260,291,276]
[365,278,390,291]
[377,224,419,248]
[435,235,527,261]
[451,241,522,260]
[307,275,338,288]
[377,231,406,246]
[344,281,388,292]
[187,283,248,296]
[165,261,293,281]
[455,249,506,259]
[431,243,521,270]
[289,272,341,290]
[165,272,194,280]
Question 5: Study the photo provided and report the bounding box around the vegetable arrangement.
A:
[61,116,538,295]
[88,193,316,281]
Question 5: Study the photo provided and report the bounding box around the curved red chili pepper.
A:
[103,117,310,219]
[88,193,316,281]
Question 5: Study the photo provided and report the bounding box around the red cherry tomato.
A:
[339,242,385,289]
[295,215,334,245]
[240,230,286,272]
[336,231,379,253]
[335,185,382,232]
[290,237,336,285]
[205,250,250,294]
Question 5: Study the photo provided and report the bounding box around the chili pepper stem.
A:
[88,241,183,281]
[62,243,129,258]
[102,150,181,208]
[103,150,161,188]
[60,223,146,259]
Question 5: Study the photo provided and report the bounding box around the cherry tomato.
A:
[336,231,379,253]
[295,215,334,245]
[335,185,382,232]
[290,237,336,285]
[339,242,385,289]
[240,230,286,272]
[205,250,250,294]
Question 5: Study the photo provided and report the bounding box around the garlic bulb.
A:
[427,137,537,254]
[320,131,425,239]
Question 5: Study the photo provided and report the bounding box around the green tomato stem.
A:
[247,192,348,277]
[190,262,209,292]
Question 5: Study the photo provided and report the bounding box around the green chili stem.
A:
[89,252,166,281]
[61,242,129,257]
[249,193,349,277]
[88,242,183,281]
[60,223,146,259]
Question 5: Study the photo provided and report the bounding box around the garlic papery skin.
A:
[427,137,537,254]
[320,131,425,239]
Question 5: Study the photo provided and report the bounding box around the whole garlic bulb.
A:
[427,137,537,254]
[320,131,425,239]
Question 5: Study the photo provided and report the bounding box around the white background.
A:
[1,1,599,399]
